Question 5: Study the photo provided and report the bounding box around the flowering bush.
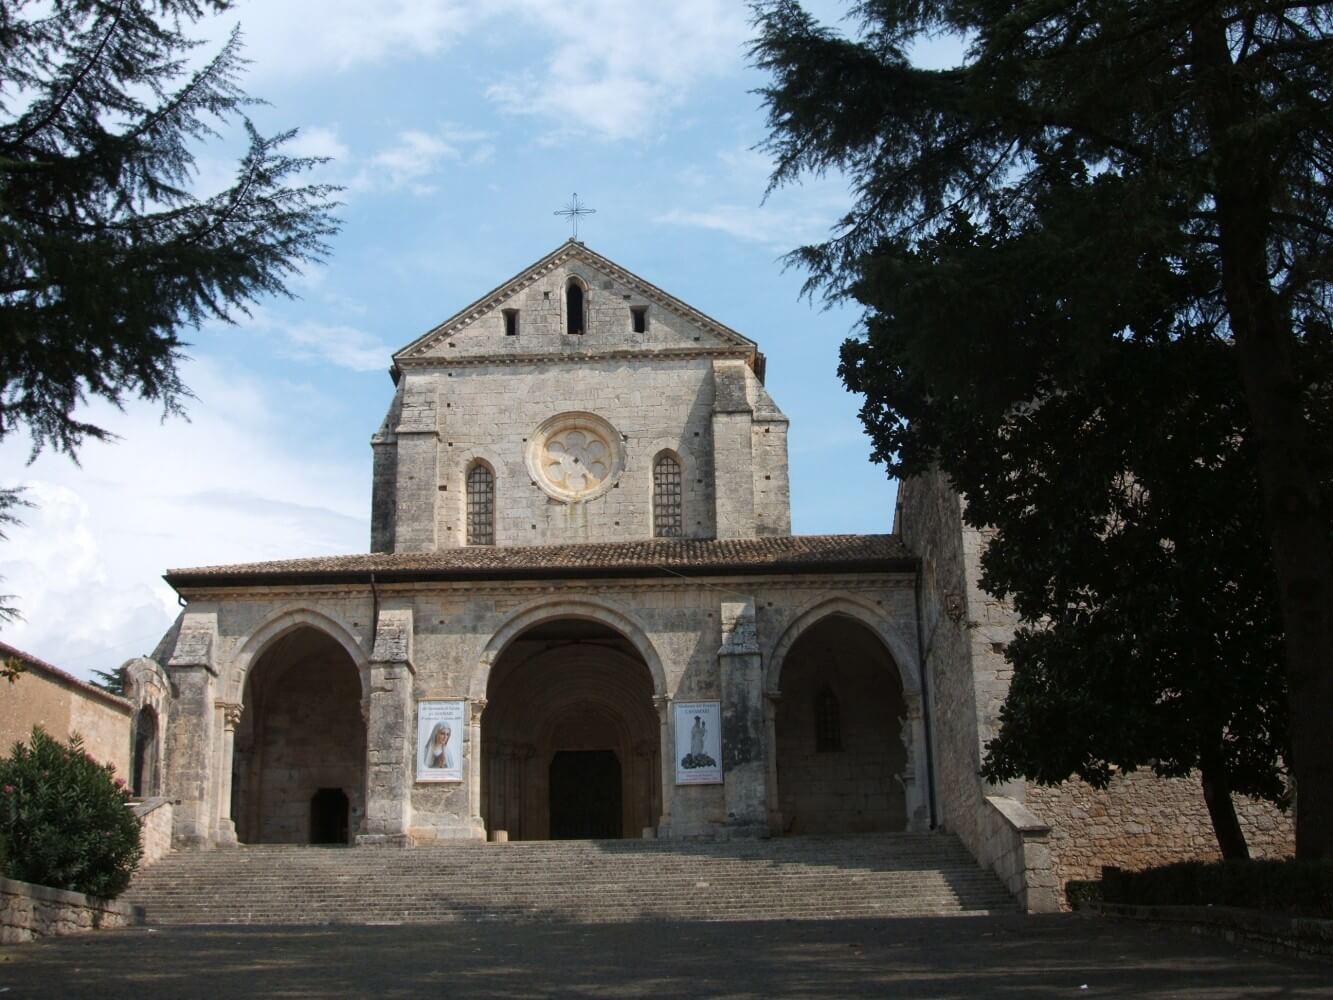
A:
[0,727,142,898]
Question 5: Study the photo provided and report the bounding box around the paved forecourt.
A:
[2,914,1329,999]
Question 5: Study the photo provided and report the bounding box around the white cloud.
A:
[0,359,368,681]
[222,0,474,79]
[278,320,394,372]
[485,0,751,140]
[368,129,459,192]
[286,126,351,162]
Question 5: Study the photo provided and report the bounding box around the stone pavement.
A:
[1,914,1330,999]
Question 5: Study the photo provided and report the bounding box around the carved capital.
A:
[469,697,488,723]
[217,701,243,730]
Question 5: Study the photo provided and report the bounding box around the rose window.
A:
[526,412,624,502]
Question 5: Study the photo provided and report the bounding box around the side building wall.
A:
[0,644,132,777]
[896,471,1294,909]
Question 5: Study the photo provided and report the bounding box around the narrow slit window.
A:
[466,463,495,545]
[631,306,647,333]
[815,686,842,752]
[503,308,519,336]
[566,279,585,335]
[653,454,683,537]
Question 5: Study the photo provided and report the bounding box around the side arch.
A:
[226,606,371,704]
[470,597,668,701]
[765,595,919,698]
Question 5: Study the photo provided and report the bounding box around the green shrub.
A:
[1103,859,1333,918]
[0,726,142,898]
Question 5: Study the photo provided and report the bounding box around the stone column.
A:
[718,598,768,838]
[164,611,219,848]
[653,694,673,838]
[764,690,782,836]
[465,698,487,840]
[214,702,242,847]
[358,608,416,847]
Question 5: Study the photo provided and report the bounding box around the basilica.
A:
[124,241,1291,910]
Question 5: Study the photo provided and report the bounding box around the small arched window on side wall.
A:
[653,452,683,537]
[132,706,159,797]
[815,685,842,752]
[466,462,495,545]
[565,277,586,335]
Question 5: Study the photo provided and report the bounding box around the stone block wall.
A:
[132,798,174,867]
[1027,773,1295,893]
[0,878,134,944]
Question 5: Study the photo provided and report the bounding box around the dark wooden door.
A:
[549,750,622,839]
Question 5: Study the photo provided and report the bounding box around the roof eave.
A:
[165,556,919,593]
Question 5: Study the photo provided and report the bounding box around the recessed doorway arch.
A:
[232,625,366,844]
[773,613,911,834]
[481,618,661,840]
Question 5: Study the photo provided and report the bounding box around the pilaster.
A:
[718,597,768,837]
[357,607,416,847]
[164,610,218,848]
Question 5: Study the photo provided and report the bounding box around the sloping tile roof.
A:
[166,534,914,589]
[0,640,133,711]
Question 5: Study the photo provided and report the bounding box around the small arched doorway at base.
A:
[482,618,660,841]
[774,614,909,835]
[310,788,351,845]
[233,626,366,845]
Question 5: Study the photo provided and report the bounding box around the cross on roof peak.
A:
[554,193,596,240]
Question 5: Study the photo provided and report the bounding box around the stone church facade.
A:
[130,241,1291,910]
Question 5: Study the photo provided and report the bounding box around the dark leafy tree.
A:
[0,0,341,458]
[752,0,1333,857]
[0,487,31,626]
[89,664,125,696]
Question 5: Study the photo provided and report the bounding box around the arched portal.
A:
[774,614,909,834]
[482,618,660,840]
[232,626,366,844]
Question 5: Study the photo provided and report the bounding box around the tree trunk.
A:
[1200,751,1250,861]
[1194,18,1333,860]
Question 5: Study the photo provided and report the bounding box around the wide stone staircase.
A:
[124,833,1016,925]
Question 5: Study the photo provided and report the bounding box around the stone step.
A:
[125,833,1016,925]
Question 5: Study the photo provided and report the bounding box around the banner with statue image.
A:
[416,700,466,783]
[673,701,722,785]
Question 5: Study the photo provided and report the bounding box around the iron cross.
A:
[554,193,596,240]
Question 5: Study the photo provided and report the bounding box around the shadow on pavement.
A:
[1,913,1329,999]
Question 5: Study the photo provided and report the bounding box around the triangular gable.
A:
[393,241,758,367]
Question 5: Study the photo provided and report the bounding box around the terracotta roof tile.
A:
[166,534,913,588]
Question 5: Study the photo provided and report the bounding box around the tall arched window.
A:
[565,278,585,335]
[653,453,682,537]
[466,462,495,545]
[815,685,842,752]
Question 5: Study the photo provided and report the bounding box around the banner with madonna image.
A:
[673,701,722,785]
[416,700,466,783]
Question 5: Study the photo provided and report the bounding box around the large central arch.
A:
[481,616,661,840]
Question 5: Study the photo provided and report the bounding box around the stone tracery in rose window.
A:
[544,428,611,493]
[525,411,624,503]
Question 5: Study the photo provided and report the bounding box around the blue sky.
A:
[0,1,941,680]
